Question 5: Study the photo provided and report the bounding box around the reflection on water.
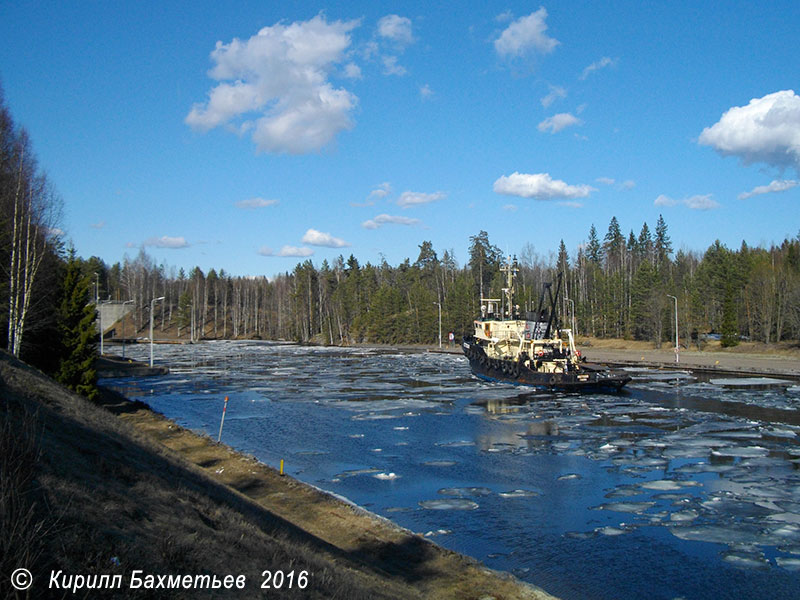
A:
[104,341,800,600]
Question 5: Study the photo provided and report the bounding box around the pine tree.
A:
[586,224,602,265]
[56,250,98,400]
[655,214,673,267]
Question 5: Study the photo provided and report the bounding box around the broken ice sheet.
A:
[419,498,479,510]
[711,446,770,458]
[776,556,800,571]
[641,479,702,491]
[721,549,770,570]
[594,501,656,514]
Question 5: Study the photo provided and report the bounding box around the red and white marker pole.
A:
[217,396,229,442]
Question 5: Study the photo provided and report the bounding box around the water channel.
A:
[104,341,800,600]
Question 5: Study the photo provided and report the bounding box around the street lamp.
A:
[150,296,165,367]
[433,302,442,349]
[121,300,134,359]
[667,294,679,363]
[98,299,104,357]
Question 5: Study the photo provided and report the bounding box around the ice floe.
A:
[419,499,479,510]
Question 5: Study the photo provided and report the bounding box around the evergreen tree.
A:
[655,214,673,267]
[177,290,192,337]
[586,224,602,265]
[603,216,625,272]
[637,222,654,263]
[468,231,502,300]
[56,250,98,400]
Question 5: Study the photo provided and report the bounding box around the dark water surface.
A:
[105,341,800,600]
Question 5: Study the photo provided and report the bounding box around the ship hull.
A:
[462,339,630,392]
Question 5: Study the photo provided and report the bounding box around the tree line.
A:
[1,87,99,397]
[92,220,800,350]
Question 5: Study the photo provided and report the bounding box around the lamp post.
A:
[667,294,679,363]
[121,300,134,358]
[98,299,104,357]
[150,296,165,367]
[433,302,442,349]
[95,273,102,356]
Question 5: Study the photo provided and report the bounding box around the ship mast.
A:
[499,256,518,320]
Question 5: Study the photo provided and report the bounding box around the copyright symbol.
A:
[11,568,33,591]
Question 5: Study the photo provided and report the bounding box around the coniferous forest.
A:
[3,87,800,382]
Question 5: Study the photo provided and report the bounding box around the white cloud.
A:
[382,55,407,76]
[362,214,421,229]
[351,183,392,207]
[235,197,279,209]
[684,194,720,210]
[397,191,446,208]
[90,221,106,229]
[185,14,359,154]
[420,84,434,100]
[698,90,800,171]
[654,194,720,210]
[538,112,582,134]
[372,14,415,77]
[143,236,190,249]
[343,62,362,79]
[301,228,350,248]
[580,56,616,80]
[541,84,566,108]
[738,179,799,200]
[493,172,595,200]
[494,8,559,59]
[654,194,678,207]
[377,14,414,46]
[370,182,392,200]
[598,177,636,190]
[259,245,314,257]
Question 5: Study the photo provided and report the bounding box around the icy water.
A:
[104,341,800,600]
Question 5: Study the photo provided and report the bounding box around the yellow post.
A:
[279,459,284,476]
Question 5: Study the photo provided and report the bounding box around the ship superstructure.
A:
[462,256,630,391]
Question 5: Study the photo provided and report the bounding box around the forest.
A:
[3,87,800,381]
[86,222,800,351]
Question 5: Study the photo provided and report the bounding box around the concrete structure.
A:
[95,301,135,337]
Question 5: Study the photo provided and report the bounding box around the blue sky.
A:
[1,1,799,276]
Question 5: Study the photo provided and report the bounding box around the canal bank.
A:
[99,389,557,600]
[96,342,800,599]
[2,349,555,600]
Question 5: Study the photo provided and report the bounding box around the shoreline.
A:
[95,382,557,600]
[2,348,556,599]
